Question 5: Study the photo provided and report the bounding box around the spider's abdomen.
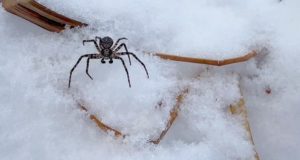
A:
[101,36,114,48]
[101,49,113,57]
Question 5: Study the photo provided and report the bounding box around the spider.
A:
[68,36,149,88]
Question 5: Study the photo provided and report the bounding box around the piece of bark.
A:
[2,0,87,32]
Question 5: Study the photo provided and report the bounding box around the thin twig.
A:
[78,103,125,138]
[151,51,257,66]
[149,88,189,144]
[229,81,260,160]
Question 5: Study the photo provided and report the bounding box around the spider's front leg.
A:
[86,57,93,80]
[114,56,131,87]
[68,54,99,88]
[117,52,149,78]
[114,43,131,65]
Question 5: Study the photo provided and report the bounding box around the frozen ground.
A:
[0,0,299,160]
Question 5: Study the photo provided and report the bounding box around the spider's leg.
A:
[83,39,102,52]
[109,58,113,64]
[115,56,131,88]
[86,57,93,80]
[112,37,127,50]
[117,52,149,78]
[114,43,131,65]
[95,36,101,42]
[69,54,90,88]
[95,36,104,49]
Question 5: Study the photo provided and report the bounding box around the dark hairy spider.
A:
[68,36,149,88]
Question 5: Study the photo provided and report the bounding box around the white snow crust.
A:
[1,0,300,160]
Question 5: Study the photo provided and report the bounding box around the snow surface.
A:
[1,0,300,160]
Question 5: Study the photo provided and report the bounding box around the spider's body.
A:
[68,36,149,88]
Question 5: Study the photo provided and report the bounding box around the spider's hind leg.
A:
[112,37,127,50]
[83,39,102,52]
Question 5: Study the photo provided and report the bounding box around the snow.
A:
[1,0,300,160]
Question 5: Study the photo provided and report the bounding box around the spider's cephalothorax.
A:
[68,36,149,88]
